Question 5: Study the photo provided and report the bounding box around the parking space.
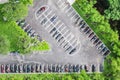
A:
[20,0,111,74]
[35,5,80,55]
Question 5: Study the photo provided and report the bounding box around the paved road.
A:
[0,0,104,72]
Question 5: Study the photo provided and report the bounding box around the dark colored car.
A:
[31,64,36,73]
[58,36,64,42]
[44,65,48,72]
[14,64,18,73]
[36,64,40,72]
[93,38,99,44]
[101,47,107,53]
[68,64,73,72]
[95,41,102,47]
[78,20,84,26]
[52,31,59,37]
[90,35,97,42]
[88,32,94,38]
[52,64,56,72]
[69,48,76,54]
[5,64,10,73]
[103,50,110,56]
[18,64,23,73]
[79,23,86,30]
[85,29,91,34]
[83,26,89,32]
[50,16,57,22]
[84,65,89,72]
[41,18,47,25]
[65,46,72,51]
[27,64,31,73]
[92,65,96,72]
[76,64,80,72]
[55,65,60,72]
[10,64,14,73]
[59,65,64,72]
[48,64,52,72]
[73,65,76,72]
[50,27,56,34]
[23,64,27,73]
[55,34,61,40]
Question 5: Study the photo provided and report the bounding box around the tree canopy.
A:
[104,0,120,20]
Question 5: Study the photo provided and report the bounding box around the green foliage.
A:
[104,0,120,20]
[0,35,10,54]
[0,2,28,21]
[73,0,120,79]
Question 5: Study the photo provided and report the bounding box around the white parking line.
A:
[56,23,64,30]
[63,4,70,10]
[46,10,52,17]
[71,39,77,47]
[59,2,66,8]
[54,20,61,26]
[65,7,71,13]
[49,14,56,21]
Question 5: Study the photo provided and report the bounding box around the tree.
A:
[0,35,10,54]
[104,0,120,20]
[0,2,28,21]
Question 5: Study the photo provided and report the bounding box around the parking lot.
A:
[0,0,110,73]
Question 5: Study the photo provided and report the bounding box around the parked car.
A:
[93,38,99,44]
[41,18,47,25]
[77,64,80,72]
[64,65,68,72]
[27,64,31,73]
[37,7,46,14]
[103,50,110,56]
[1,64,5,73]
[55,65,60,72]
[90,35,97,42]
[36,64,40,72]
[55,34,61,40]
[85,29,91,34]
[5,64,10,73]
[23,64,27,73]
[68,64,73,72]
[91,64,96,72]
[88,32,94,38]
[84,65,89,72]
[50,27,56,34]
[59,65,64,72]
[52,64,56,72]
[95,41,102,47]
[18,64,23,73]
[50,16,57,22]
[10,64,14,73]
[14,64,18,73]
[69,48,76,54]
[48,64,52,72]
[31,64,36,73]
